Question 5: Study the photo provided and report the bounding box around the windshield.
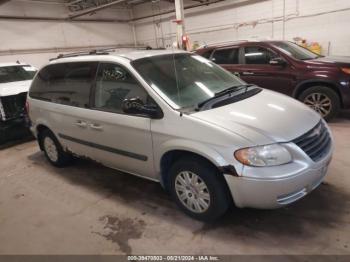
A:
[0,65,37,84]
[131,54,245,109]
[272,41,321,60]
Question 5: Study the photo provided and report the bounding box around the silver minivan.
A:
[28,49,333,221]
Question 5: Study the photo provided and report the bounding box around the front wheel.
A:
[169,156,231,222]
[299,86,340,121]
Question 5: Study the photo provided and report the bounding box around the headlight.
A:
[234,144,292,167]
[341,68,350,75]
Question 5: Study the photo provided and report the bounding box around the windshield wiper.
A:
[196,84,255,110]
[215,84,254,97]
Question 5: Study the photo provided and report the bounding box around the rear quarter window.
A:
[29,62,98,108]
[212,48,239,64]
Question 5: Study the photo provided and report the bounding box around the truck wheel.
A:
[169,156,230,222]
[299,86,340,121]
[40,129,73,167]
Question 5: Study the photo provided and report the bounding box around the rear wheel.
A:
[40,129,73,167]
[299,86,340,121]
[169,156,230,222]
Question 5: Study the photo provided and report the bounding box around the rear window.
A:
[29,62,98,108]
[212,48,239,64]
[199,50,213,59]
[0,65,37,83]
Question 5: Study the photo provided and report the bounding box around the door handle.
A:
[242,71,254,75]
[90,123,103,131]
[75,120,87,128]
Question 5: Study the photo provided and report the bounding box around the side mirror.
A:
[233,72,241,78]
[269,57,287,66]
[122,97,162,119]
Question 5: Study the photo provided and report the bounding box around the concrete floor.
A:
[0,119,349,255]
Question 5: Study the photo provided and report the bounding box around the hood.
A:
[0,80,32,97]
[191,89,320,145]
[304,56,350,67]
[317,56,350,64]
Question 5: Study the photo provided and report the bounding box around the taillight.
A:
[25,100,29,113]
[24,99,32,126]
[341,68,350,75]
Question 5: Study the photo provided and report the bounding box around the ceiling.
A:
[67,0,213,12]
[66,0,224,19]
[0,0,227,22]
[66,0,221,17]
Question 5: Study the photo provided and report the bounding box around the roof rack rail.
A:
[50,48,115,61]
[198,40,253,49]
[135,46,166,50]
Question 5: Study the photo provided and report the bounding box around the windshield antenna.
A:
[170,39,182,115]
[172,52,181,110]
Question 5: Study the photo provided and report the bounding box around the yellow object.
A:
[192,41,199,51]
[308,42,322,55]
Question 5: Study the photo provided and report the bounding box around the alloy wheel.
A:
[304,92,332,117]
[174,171,211,213]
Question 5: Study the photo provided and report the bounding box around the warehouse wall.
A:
[133,0,350,56]
[0,0,134,67]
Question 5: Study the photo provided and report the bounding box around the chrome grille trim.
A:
[293,121,331,162]
[0,93,27,121]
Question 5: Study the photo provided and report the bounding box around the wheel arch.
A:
[36,124,54,151]
[157,140,235,192]
[159,149,235,213]
[293,80,343,108]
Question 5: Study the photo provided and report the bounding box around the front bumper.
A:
[339,78,350,109]
[0,117,32,144]
[224,142,333,209]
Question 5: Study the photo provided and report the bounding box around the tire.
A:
[168,156,231,222]
[39,129,73,167]
[299,86,340,121]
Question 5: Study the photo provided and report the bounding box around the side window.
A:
[29,66,52,101]
[244,46,276,64]
[94,63,149,114]
[211,48,239,64]
[29,62,97,108]
[63,63,96,107]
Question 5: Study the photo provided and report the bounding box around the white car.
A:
[28,50,333,221]
[0,62,37,143]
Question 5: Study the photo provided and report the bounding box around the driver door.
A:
[239,45,296,95]
[82,62,155,178]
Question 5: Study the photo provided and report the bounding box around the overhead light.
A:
[245,52,263,57]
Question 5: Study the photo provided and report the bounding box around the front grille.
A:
[0,92,27,121]
[293,121,331,162]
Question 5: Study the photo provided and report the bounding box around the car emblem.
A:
[310,125,322,137]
